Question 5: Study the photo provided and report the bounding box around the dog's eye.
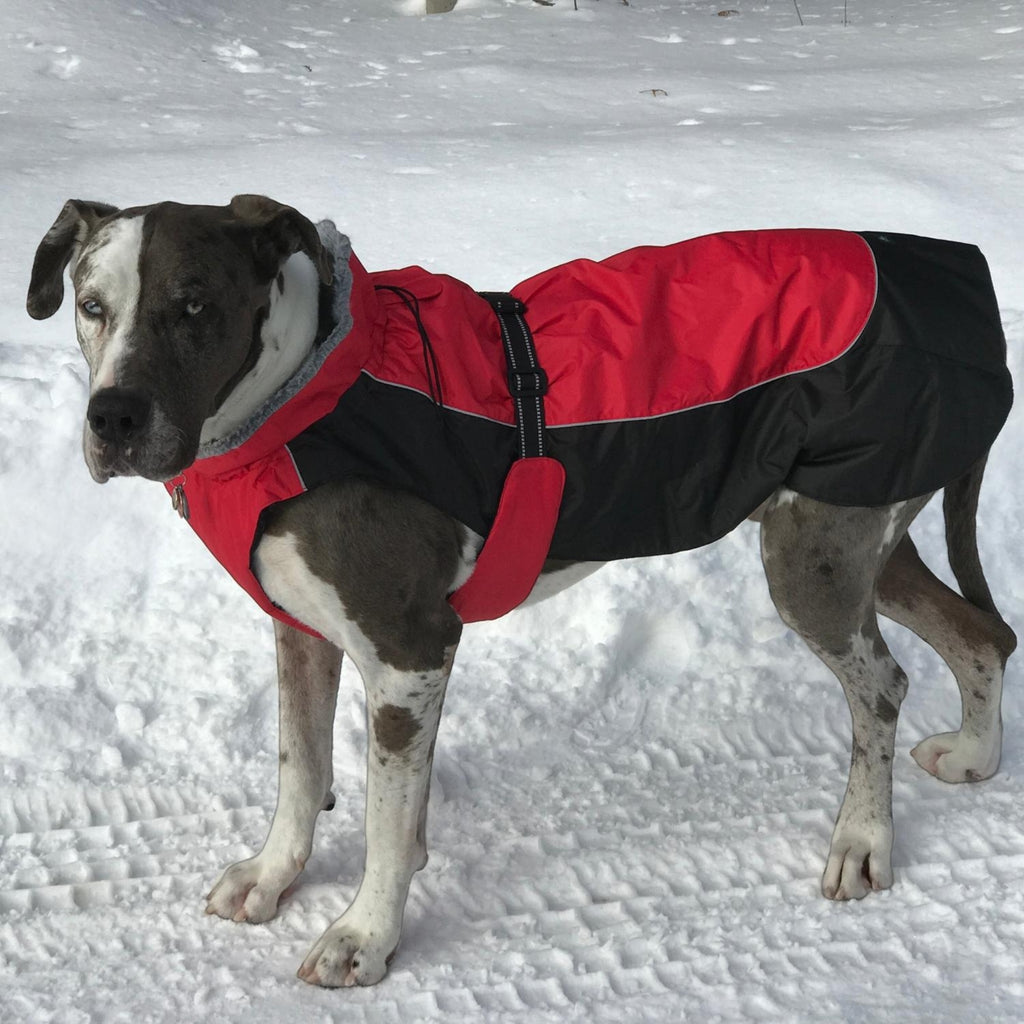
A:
[80,299,103,318]
[185,300,205,317]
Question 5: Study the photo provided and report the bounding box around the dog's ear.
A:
[228,194,333,286]
[27,200,119,320]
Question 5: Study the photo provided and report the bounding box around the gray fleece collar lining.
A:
[196,220,354,460]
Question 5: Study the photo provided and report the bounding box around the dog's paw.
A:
[205,853,303,924]
[821,828,893,901]
[297,921,397,988]
[911,730,1001,783]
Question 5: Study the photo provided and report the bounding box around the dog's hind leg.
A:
[760,491,930,900]
[206,620,343,923]
[877,535,1016,783]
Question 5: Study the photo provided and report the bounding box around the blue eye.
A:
[80,299,103,317]
[185,300,205,316]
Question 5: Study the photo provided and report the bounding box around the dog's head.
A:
[27,195,332,482]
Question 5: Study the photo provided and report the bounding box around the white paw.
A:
[297,920,397,988]
[911,729,1001,783]
[205,853,303,924]
[821,827,893,901]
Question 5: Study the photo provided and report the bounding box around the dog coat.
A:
[166,226,1011,634]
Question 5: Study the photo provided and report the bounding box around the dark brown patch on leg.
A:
[373,704,421,753]
[875,695,898,723]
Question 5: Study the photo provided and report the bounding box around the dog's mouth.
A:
[85,446,188,484]
[83,414,197,484]
[87,453,136,484]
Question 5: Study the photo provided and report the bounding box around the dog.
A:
[27,195,1016,988]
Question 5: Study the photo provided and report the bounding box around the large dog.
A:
[27,195,1016,987]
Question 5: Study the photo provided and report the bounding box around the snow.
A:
[2,0,1024,1020]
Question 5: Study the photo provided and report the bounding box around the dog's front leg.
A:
[297,650,453,987]
[206,620,342,923]
[251,479,467,986]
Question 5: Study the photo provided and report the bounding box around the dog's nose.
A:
[87,388,152,444]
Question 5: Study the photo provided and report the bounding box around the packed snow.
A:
[3,0,1024,1021]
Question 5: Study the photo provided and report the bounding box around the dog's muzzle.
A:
[84,387,189,482]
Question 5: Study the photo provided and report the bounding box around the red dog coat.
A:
[166,228,1011,634]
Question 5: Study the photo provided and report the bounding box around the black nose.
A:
[87,388,152,444]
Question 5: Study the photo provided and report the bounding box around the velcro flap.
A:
[448,457,565,623]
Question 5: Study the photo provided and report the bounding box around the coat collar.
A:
[187,222,383,477]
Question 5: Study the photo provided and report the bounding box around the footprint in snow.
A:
[281,121,323,136]
[42,53,81,79]
[23,37,80,78]
[213,40,265,74]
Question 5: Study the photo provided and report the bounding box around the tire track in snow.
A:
[4,761,1016,939]
[0,806,270,895]
[420,801,1024,923]
[0,779,261,835]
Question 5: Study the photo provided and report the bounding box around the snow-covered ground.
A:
[3,0,1024,1020]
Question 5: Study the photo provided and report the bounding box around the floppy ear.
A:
[228,194,333,286]
[27,200,119,320]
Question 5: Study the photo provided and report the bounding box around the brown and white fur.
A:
[27,196,1016,987]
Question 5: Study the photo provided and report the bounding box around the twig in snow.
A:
[793,0,804,26]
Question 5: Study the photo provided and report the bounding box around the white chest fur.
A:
[200,252,321,447]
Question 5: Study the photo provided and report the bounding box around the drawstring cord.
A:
[373,284,444,408]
